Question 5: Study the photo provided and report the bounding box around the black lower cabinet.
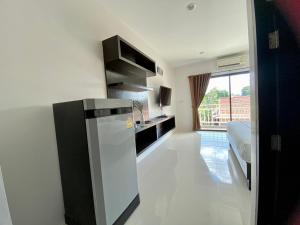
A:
[156,117,175,139]
[135,116,175,155]
[135,126,157,155]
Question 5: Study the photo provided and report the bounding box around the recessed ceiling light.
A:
[186,2,197,11]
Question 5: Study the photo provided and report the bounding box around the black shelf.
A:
[102,35,156,77]
[120,40,156,75]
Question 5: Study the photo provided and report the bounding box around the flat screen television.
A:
[159,86,172,106]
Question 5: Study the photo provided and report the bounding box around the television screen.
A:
[159,86,172,106]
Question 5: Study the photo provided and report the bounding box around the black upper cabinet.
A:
[102,35,156,77]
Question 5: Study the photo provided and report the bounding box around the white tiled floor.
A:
[126,131,251,225]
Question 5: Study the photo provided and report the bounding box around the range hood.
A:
[107,82,154,92]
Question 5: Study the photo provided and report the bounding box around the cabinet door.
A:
[86,113,139,225]
[96,113,138,225]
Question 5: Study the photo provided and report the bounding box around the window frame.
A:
[200,70,250,131]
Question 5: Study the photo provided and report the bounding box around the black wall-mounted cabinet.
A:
[102,35,156,78]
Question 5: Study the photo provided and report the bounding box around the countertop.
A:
[135,115,175,134]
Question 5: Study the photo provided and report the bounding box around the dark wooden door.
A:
[254,0,300,224]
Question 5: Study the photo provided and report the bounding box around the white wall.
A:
[174,60,216,132]
[148,65,176,117]
[0,0,175,225]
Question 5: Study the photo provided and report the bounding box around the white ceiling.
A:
[100,0,249,67]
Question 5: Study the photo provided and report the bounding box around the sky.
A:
[206,73,250,96]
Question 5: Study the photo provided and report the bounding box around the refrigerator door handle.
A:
[85,107,133,119]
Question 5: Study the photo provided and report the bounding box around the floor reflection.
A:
[126,132,250,225]
[199,132,232,184]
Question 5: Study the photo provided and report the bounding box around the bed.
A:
[227,121,251,189]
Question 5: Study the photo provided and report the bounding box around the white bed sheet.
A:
[227,121,251,163]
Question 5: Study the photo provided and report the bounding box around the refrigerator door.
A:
[86,112,138,225]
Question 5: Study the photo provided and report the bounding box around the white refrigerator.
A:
[53,99,139,225]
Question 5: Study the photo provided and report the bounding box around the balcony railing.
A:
[199,104,250,130]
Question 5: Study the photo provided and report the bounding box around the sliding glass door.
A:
[230,73,251,122]
[199,76,230,130]
[199,72,250,130]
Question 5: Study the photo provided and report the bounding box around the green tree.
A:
[241,86,250,96]
[202,88,229,105]
[200,88,229,125]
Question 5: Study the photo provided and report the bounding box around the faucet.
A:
[133,101,145,125]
